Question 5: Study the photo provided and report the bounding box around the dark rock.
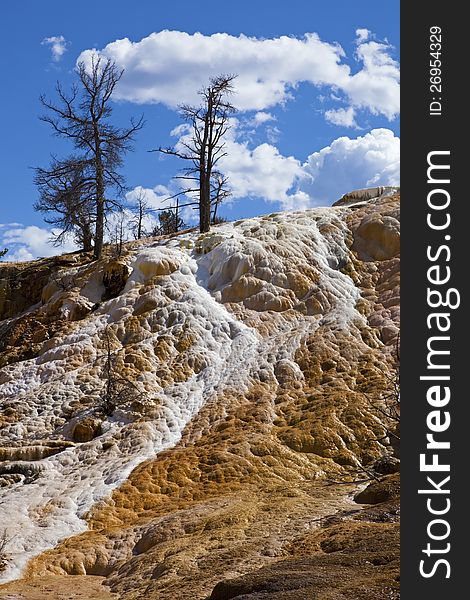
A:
[354,473,400,505]
[102,261,130,300]
[372,455,400,475]
[0,263,53,320]
[72,417,102,442]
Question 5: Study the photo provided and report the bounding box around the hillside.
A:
[0,188,400,599]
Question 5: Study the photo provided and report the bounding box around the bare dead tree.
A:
[153,74,236,233]
[361,334,400,457]
[0,529,14,572]
[103,326,117,415]
[48,269,79,293]
[109,209,127,256]
[377,335,400,455]
[210,171,231,224]
[34,156,95,252]
[100,326,146,415]
[129,188,153,239]
[324,337,401,487]
[39,56,144,259]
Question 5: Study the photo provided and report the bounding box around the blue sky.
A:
[0,0,399,261]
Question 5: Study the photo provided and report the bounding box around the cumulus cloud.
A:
[220,128,398,209]
[41,35,68,62]
[159,123,399,212]
[300,128,400,205]
[1,225,77,262]
[324,107,358,128]
[221,140,306,205]
[346,40,399,118]
[78,30,399,120]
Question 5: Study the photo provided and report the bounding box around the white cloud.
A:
[78,30,399,120]
[324,107,358,128]
[0,222,22,229]
[250,111,276,126]
[220,140,306,207]
[219,128,399,209]
[6,246,35,262]
[219,124,399,209]
[300,128,400,205]
[1,225,78,262]
[41,35,68,62]
[156,118,307,212]
[356,28,371,43]
[169,124,191,138]
[266,125,281,144]
[126,184,171,211]
[345,40,399,118]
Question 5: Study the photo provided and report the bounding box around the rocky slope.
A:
[0,188,400,599]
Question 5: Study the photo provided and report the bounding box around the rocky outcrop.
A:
[209,474,400,599]
[0,262,53,321]
[102,260,131,300]
[0,253,90,321]
[0,441,73,462]
[209,519,399,600]
[334,186,398,207]
[72,418,102,443]
[354,473,400,505]
[0,190,400,598]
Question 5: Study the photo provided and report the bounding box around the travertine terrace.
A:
[0,188,400,599]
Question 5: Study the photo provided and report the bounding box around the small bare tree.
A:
[0,529,14,573]
[210,171,231,224]
[359,334,400,461]
[99,327,146,415]
[129,188,153,240]
[39,56,144,259]
[325,336,400,486]
[371,335,400,456]
[154,74,236,233]
[108,209,128,257]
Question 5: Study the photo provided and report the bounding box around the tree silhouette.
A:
[38,56,144,259]
[34,156,95,252]
[154,74,236,233]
